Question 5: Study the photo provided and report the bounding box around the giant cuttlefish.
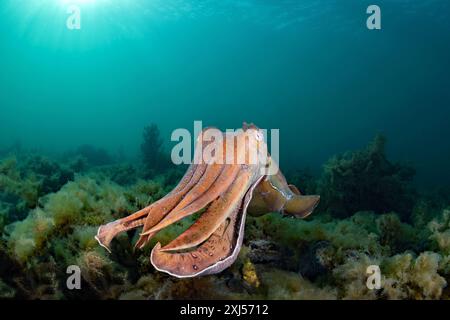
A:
[95,124,319,278]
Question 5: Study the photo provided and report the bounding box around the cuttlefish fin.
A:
[283,194,320,218]
[247,170,319,219]
[160,169,252,252]
[288,184,301,195]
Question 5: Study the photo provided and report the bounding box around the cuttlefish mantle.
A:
[95,124,320,278]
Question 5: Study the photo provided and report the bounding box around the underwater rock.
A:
[0,279,15,298]
[247,239,289,268]
[298,241,334,281]
[225,268,250,296]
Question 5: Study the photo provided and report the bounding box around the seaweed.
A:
[1,172,169,299]
[73,145,114,167]
[0,134,448,300]
[318,135,417,220]
[382,252,447,299]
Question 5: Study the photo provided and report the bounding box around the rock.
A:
[247,240,286,266]
[247,239,297,271]
[298,241,334,280]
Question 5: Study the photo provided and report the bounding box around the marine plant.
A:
[318,135,416,220]
[0,135,448,300]
[140,124,172,176]
[73,145,114,167]
[1,172,173,298]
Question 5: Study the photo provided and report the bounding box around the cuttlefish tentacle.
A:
[141,164,241,236]
[159,164,224,221]
[95,162,199,251]
[136,129,221,247]
[151,174,264,278]
[135,163,208,249]
[160,166,255,252]
[95,127,220,251]
[167,129,230,213]
[141,135,239,236]
[171,163,224,212]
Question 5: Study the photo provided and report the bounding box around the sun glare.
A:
[59,0,97,5]
[5,0,153,49]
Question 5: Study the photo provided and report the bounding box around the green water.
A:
[1,1,450,301]
[0,0,449,186]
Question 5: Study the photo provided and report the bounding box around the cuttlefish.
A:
[95,124,319,278]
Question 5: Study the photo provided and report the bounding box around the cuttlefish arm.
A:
[150,175,264,278]
[247,169,320,218]
[140,164,240,237]
[134,162,208,249]
[96,128,216,251]
[95,162,198,252]
[141,130,256,239]
[159,165,255,252]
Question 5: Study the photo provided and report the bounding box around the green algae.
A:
[0,136,449,300]
[318,135,416,219]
